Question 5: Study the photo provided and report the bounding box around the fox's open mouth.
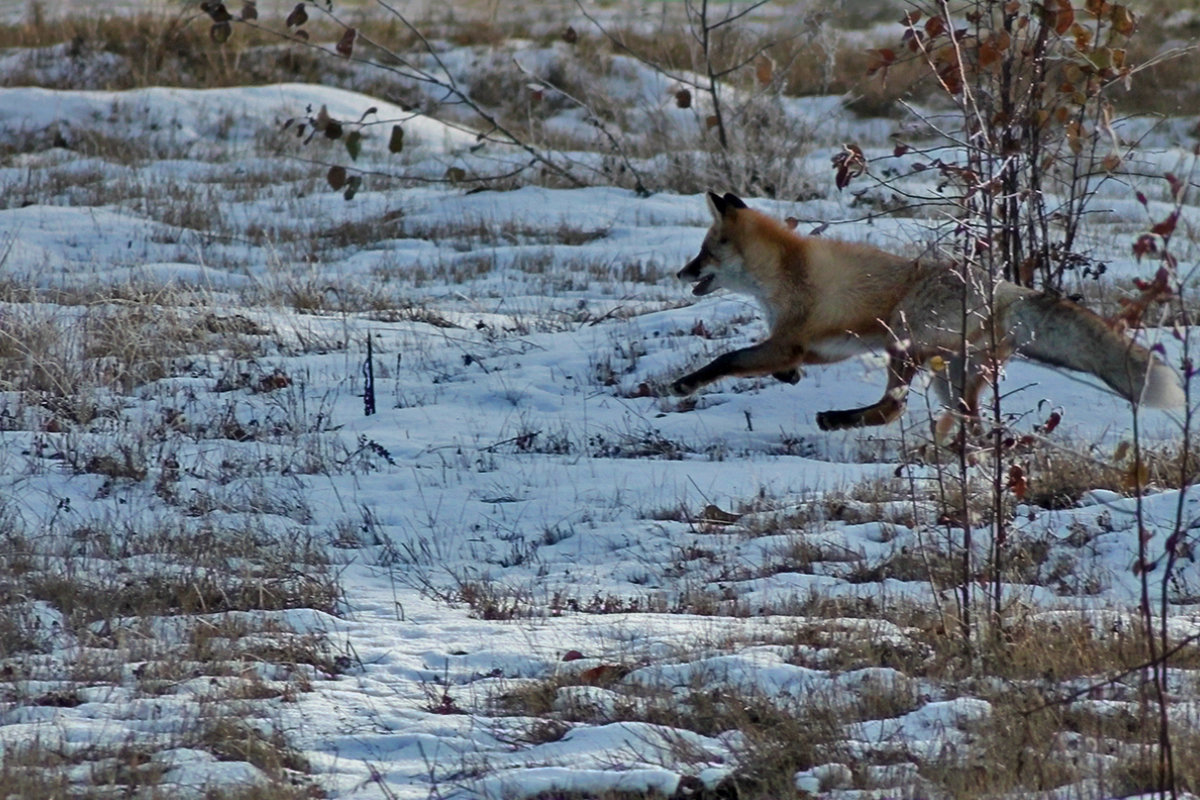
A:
[692,274,716,296]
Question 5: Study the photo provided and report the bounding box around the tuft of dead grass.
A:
[1020,442,1200,509]
[488,605,1200,799]
[0,286,274,412]
[0,497,341,797]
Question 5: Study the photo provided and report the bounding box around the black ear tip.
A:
[722,192,747,209]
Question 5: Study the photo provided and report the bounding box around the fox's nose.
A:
[678,251,705,279]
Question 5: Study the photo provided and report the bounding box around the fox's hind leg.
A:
[931,354,970,442]
[816,350,920,430]
[932,348,1009,443]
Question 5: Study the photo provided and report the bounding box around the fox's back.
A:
[778,232,923,336]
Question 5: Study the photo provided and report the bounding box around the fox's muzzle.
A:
[679,249,716,296]
[678,253,704,281]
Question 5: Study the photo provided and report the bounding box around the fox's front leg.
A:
[670,340,803,396]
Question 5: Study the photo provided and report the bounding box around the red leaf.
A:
[1132,233,1157,261]
[979,39,1001,68]
[1151,211,1179,238]
[1166,172,1185,200]
[831,143,867,190]
[939,60,964,95]
[866,48,896,78]
[1006,465,1028,500]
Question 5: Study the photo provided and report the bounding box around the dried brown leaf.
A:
[286,2,308,27]
[1111,4,1136,36]
[201,2,232,22]
[327,165,347,190]
[754,55,773,86]
[336,27,356,58]
[388,124,405,154]
[1050,0,1075,35]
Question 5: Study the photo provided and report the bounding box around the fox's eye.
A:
[717,236,729,245]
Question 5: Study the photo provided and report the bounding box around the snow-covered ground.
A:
[2,5,1200,799]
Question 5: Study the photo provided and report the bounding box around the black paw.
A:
[816,410,856,431]
[669,379,695,397]
[772,369,801,385]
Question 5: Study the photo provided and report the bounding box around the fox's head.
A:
[678,191,750,297]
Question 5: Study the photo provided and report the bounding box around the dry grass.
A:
[0,286,274,411]
[0,8,330,90]
[0,739,169,800]
[489,607,1200,799]
[0,711,321,800]
[0,493,340,797]
[1020,441,1200,508]
[922,688,1200,799]
[495,668,856,797]
[464,447,1200,796]
[0,0,1194,123]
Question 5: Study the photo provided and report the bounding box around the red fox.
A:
[671,191,1185,432]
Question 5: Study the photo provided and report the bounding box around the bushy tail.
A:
[1010,293,1185,409]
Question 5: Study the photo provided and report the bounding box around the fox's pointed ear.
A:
[706,191,746,220]
[705,191,724,221]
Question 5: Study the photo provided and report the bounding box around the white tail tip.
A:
[1141,363,1186,409]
